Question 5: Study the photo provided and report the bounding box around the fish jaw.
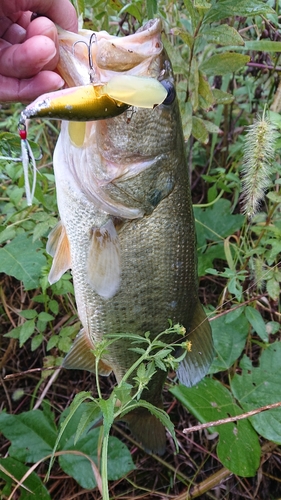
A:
[57,19,163,86]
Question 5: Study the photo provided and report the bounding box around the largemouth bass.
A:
[46,19,213,454]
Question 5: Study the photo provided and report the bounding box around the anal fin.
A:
[63,328,112,376]
[47,221,72,284]
[176,300,214,387]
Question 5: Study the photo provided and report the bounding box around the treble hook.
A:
[72,33,97,83]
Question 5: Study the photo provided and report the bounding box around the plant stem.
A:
[101,432,110,500]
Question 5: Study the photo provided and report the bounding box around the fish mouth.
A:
[56,19,163,88]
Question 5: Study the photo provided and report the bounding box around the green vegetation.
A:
[1,0,281,498]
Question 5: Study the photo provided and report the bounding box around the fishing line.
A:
[18,121,37,206]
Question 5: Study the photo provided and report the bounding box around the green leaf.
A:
[31,333,44,351]
[59,432,135,489]
[0,410,57,462]
[172,27,193,49]
[202,25,244,46]
[194,199,244,248]
[266,278,280,301]
[231,343,281,444]
[179,100,193,139]
[183,0,200,31]
[74,404,102,444]
[0,234,46,290]
[114,382,133,406]
[209,312,249,373]
[119,3,142,22]
[19,320,35,347]
[57,336,72,353]
[58,403,134,488]
[192,116,209,144]
[200,53,250,76]
[122,399,177,449]
[32,221,51,241]
[202,119,222,134]
[57,393,93,449]
[213,88,234,104]
[171,379,260,477]
[204,0,274,23]
[198,72,215,109]
[47,335,59,350]
[197,244,225,276]
[19,310,37,320]
[48,299,59,315]
[245,40,281,52]
[37,312,54,322]
[189,58,199,110]
[266,321,280,336]
[244,306,268,342]
[0,458,51,500]
[146,0,157,19]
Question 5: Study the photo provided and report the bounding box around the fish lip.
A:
[134,18,162,35]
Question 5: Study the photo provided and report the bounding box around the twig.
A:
[183,401,281,434]
[33,368,61,410]
[247,62,281,72]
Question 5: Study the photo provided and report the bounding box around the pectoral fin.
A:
[63,328,112,376]
[176,300,214,387]
[47,222,72,284]
[87,219,121,300]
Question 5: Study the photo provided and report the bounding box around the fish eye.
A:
[160,80,176,105]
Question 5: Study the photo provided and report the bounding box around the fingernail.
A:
[55,76,65,89]
[41,46,57,65]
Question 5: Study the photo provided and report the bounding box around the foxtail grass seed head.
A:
[240,114,277,219]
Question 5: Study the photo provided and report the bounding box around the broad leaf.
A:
[200,53,250,76]
[204,0,274,23]
[231,343,281,444]
[244,306,268,342]
[0,234,46,289]
[192,117,209,144]
[202,25,244,46]
[0,457,51,500]
[58,403,134,488]
[209,311,249,373]
[245,40,281,52]
[194,199,244,249]
[59,432,135,488]
[197,244,225,277]
[0,411,57,463]
[213,88,234,104]
[171,379,260,477]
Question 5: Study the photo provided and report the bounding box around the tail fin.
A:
[176,300,214,387]
[122,406,166,455]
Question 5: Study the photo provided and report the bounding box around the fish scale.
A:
[44,19,214,454]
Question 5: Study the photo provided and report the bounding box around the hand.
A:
[0,0,78,102]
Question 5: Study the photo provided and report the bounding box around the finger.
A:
[25,17,59,70]
[2,22,26,44]
[0,1,78,32]
[0,71,65,102]
[0,35,58,78]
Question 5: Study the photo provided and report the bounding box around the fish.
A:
[45,18,214,455]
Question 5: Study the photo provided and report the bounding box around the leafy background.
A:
[1,0,281,498]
